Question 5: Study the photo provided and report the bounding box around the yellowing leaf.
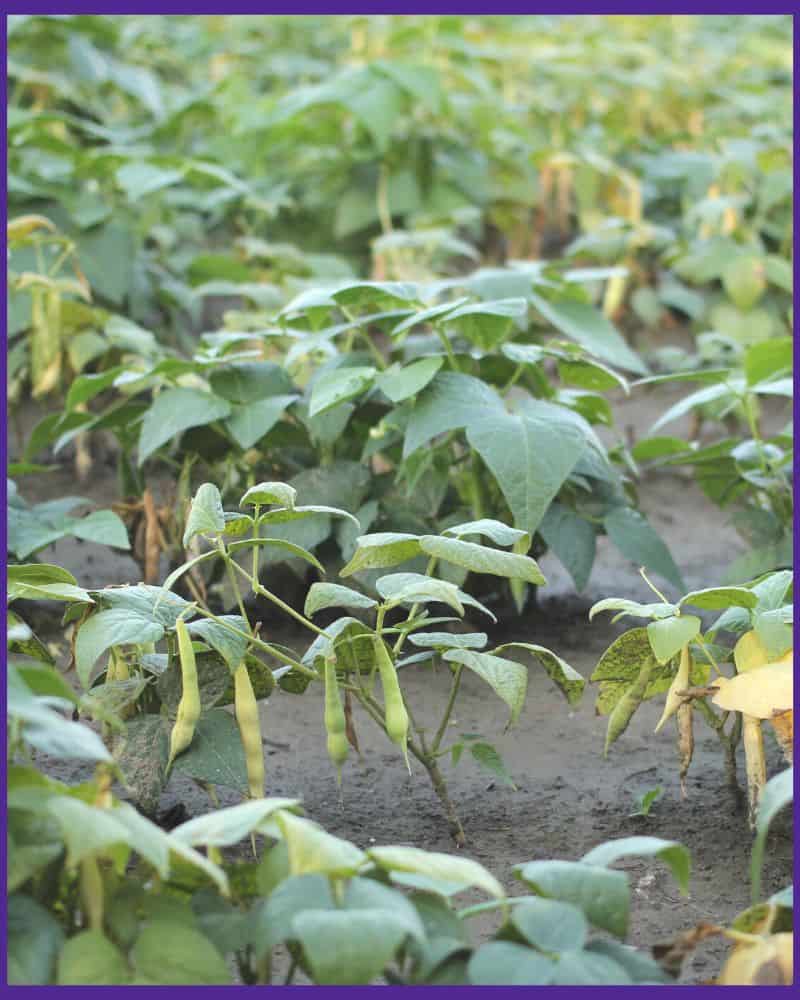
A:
[712,661,793,719]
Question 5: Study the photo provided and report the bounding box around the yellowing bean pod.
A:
[234,662,265,799]
[373,635,410,773]
[166,617,201,773]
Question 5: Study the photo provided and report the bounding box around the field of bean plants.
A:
[5,13,794,986]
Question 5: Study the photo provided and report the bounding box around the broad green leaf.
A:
[552,950,632,985]
[293,909,409,985]
[491,642,585,705]
[70,510,130,550]
[65,367,125,410]
[251,874,335,955]
[468,942,555,985]
[582,836,691,894]
[679,587,758,611]
[171,709,250,793]
[409,632,487,650]
[57,931,131,985]
[368,845,504,899]
[75,609,164,687]
[723,255,766,310]
[420,535,545,585]
[516,860,630,938]
[377,572,465,614]
[376,356,443,403]
[276,810,366,877]
[650,379,742,433]
[131,921,231,984]
[443,297,528,350]
[512,897,588,952]
[7,895,64,985]
[744,337,793,387]
[116,162,183,201]
[403,372,504,458]
[182,483,225,547]
[309,365,376,418]
[171,798,301,848]
[539,504,597,592]
[228,537,324,573]
[226,394,298,449]
[558,358,629,393]
[529,290,646,374]
[443,649,528,726]
[585,940,672,983]
[443,518,530,549]
[751,768,793,903]
[7,573,93,604]
[304,583,377,617]
[240,481,297,508]
[209,360,294,403]
[392,298,468,335]
[340,532,422,576]
[646,616,702,665]
[603,507,684,592]
[138,387,232,464]
[467,406,586,536]
[256,503,359,529]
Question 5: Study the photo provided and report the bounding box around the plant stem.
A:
[435,324,461,372]
[231,559,329,637]
[431,664,463,752]
[392,557,438,655]
[200,608,318,679]
[220,545,251,627]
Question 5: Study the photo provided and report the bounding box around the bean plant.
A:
[589,568,793,828]
[18,480,584,845]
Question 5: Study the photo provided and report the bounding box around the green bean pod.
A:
[654,643,690,734]
[80,856,104,931]
[373,635,411,773]
[324,657,348,785]
[604,656,654,757]
[167,618,201,772]
[234,662,265,799]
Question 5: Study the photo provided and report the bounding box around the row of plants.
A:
[7,647,794,984]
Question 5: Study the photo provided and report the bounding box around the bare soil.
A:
[12,385,793,983]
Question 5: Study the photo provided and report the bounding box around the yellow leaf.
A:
[718,933,793,985]
[712,661,793,719]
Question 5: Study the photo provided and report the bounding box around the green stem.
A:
[431,665,463,752]
[392,557,437,655]
[231,559,329,637]
[435,325,461,372]
[200,608,317,679]
[220,544,251,627]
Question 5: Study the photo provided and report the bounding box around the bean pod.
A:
[167,618,201,772]
[654,643,690,734]
[604,656,654,757]
[324,657,348,785]
[234,662,265,799]
[373,635,411,773]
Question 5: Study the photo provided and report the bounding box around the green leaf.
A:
[8,563,93,604]
[552,950,632,985]
[75,609,164,687]
[558,358,629,393]
[679,587,758,611]
[138,388,232,464]
[70,510,130,550]
[227,394,298,449]
[582,836,691,894]
[409,632,487,650]
[187,615,249,669]
[171,798,302,848]
[376,356,443,402]
[443,649,528,727]
[210,361,295,403]
[304,583,378,617]
[443,518,530,549]
[603,507,684,592]
[646,616,701,665]
[340,532,422,576]
[182,483,225,547]
[539,504,597,592]
[589,598,677,622]
[744,338,793,387]
[723,255,766,311]
[309,365,376,418]
[650,379,742,433]
[420,535,545,585]
[7,895,64,985]
[515,860,630,938]
[467,406,587,536]
[585,940,672,983]
[256,503,359,529]
[293,909,409,984]
[443,297,528,350]
[277,810,366,877]
[751,768,793,903]
[116,162,184,201]
[368,845,504,899]
[171,709,250,793]
[529,290,647,374]
[377,572,465,615]
[57,931,131,985]
[251,874,335,955]
[468,942,555,985]
[131,921,231,984]
[512,897,588,952]
[469,742,517,789]
[403,372,504,458]
[240,481,297,508]
[491,642,585,706]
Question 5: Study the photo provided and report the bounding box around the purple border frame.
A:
[2,6,797,996]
